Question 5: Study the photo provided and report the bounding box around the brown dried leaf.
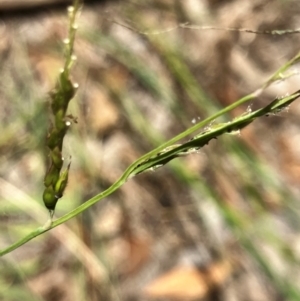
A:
[144,260,232,300]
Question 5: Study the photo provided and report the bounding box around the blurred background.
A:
[1,0,300,300]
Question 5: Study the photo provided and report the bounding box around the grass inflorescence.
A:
[42,1,80,218]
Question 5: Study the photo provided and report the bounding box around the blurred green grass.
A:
[1,0,300,300]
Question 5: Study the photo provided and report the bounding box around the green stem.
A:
[2,19,300,257]
[1,90,299,256]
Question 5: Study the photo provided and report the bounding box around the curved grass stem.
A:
[1,6,300,256]
[1,90,299,256]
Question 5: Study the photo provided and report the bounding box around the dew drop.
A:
[228,129,241,136]
[191,116,200,124]
[149,164,163,171]
[187,147,200,154]
[68,6,74,13]
[203,120,215,132]
[246,105,252,113]
[271,105,290,116]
